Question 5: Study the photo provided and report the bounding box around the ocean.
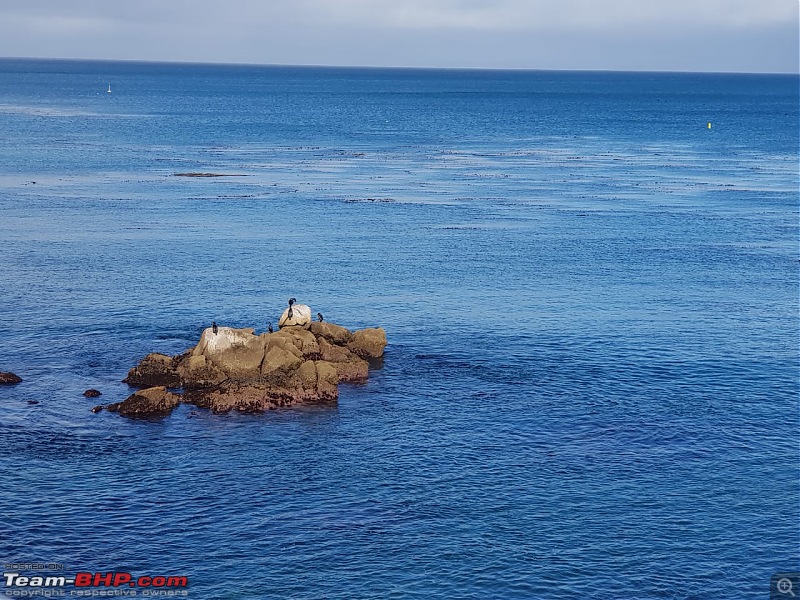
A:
[0,59,797,599]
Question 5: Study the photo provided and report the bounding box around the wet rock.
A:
[106,386,181,418]
[187,359,338,414]
[90,405,104,413]
[83,389,102,398]
[123,353,180,388]
[0,372,22,385]
[347,327,388,359]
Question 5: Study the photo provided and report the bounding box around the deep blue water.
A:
[0,59,798,599]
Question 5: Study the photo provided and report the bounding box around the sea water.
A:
[0,59,797,599]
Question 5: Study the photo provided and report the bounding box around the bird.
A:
[268,322,273,333]
[317,312,324,322]
[287,297,296,320]
[212,321,218,334]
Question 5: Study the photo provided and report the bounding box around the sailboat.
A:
[107,84,112,94]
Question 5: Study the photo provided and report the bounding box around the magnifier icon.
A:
[778,578,796,596]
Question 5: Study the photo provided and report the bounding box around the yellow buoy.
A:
[707,122,712,129]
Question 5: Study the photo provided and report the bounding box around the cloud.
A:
[305,0,796,31]
[0,0,796,72]
[2,0,795,32]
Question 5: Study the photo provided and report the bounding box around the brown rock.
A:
[295,360,319,389]
[123,353,180,388]
[331,359,369,383]
[176,354,227,388]
[347,327,387,359]
[188,383,278,414]
[262,332,304,358]
[317,338,369,382]
[186,379,331,414]
[309,322,354,345]
[294,360,339,400]
[186,360,339,414]
[90,405,104,413]
[263,328,320,359]
[261,345,304,376]
[83,389,102,398]
[0,372,22,385]
[106,386,181,418]
[314,361,339,400]
[281,327,320,359]
[317,337,350,362]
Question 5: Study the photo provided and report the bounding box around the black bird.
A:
[212,321,218,334]
[287,297,296,320]
[268,322,274,333]
[317,312,324,322]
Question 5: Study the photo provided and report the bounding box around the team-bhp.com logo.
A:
[4,571,188,597]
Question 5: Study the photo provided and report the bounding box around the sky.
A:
[0,0,797,73]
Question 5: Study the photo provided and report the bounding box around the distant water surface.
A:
[0,59,797,599]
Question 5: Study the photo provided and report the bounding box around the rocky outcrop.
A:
[348,327,388,359]
[83,389,102,398]
[0,372,22,385]
[123,353,181,388]
[106,386,181,418]
[115,320,387,417]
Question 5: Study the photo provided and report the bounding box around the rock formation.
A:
[0,372,22,385]
[110,321,386,417]
[107,386,181,418]
[123,353,182,388]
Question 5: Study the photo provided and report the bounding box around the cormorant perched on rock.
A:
[287,298,296,320]
[278,298,312,328]
[268,322,274,333]
[317,312,324,322]
[212,321,218,334]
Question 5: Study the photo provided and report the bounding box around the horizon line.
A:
[1,55,798,77]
